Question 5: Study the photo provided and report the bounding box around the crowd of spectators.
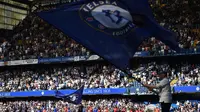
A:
[0,0,200,61]
[132,62,200,87]
[138,0,200,55]
[0,64,131,92]
[0,1,199,112]
[0,13,89,61]
[0,62,199,92]
[0,99,199,112]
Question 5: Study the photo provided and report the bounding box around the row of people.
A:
[0,0,200,61]
[0,63,199,92]
[0,99,199,112]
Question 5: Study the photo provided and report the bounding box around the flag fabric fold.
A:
[38,0,179,70]
[55,86,84,105]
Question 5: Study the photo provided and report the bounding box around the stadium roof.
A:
[0,0,30,30]
[11,0,33,5]
[0,0,29,10]
[0,0,69,30]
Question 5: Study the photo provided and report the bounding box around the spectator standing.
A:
[143,71,172,112]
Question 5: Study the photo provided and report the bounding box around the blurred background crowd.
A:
[0,0,200,61]
[0,99,199,112]
[140,0,200,55]
[0,62,199,92]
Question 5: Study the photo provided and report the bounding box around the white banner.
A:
[22,59,38,65]
[7,60,23,66]
[7,59,38,66]
[87,55,100,60]
[0,62,4,66]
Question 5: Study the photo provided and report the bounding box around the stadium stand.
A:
[0,0,200,112]
[0,13,90,61]
[0,99,199,112]
[0,0,200,60]
[0,62,199,92]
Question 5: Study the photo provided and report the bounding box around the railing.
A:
[0,86,199,98]
[1,48,200,66]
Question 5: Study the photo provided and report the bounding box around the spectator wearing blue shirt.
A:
[54,107,57,112]
[93,107,98,112]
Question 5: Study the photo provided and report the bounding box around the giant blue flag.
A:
[55,86,84,104]
[38,0,179,70]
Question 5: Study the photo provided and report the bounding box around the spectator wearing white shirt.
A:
[143,71,172,112]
